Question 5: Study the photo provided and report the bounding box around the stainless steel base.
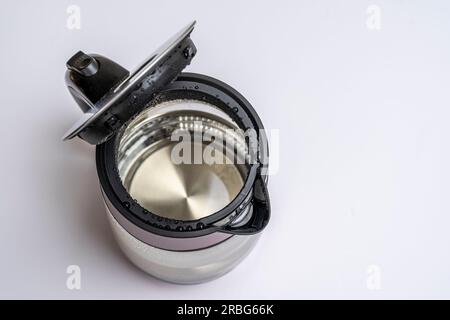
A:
[126,141,244,221]
[106,209,260,284]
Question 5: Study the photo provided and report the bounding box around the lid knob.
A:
[66,51,99,77]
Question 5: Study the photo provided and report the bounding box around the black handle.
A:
[222,172,270,235]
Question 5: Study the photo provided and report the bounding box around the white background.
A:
[1,0,449,299]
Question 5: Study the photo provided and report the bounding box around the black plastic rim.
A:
[96,72,267,238]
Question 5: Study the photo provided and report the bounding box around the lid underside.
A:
[62,21,197,144]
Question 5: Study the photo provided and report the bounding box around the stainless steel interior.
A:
[117,99,249,221]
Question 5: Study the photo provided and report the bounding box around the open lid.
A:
[62,21,197,145]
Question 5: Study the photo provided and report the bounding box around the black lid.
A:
[62,21,197,145]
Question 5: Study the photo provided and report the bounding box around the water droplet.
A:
[196,223,205,229]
